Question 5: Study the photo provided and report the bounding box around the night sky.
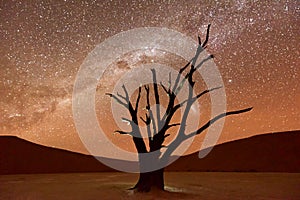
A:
[0,0,299,155]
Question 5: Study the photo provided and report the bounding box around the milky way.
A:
[0,0,299,154]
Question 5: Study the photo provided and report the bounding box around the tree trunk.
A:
[132,168,165,192]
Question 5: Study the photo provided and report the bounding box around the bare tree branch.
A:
[122,84,129,100]
[140,114,150,125]
[116,92,127,101]
[172,59,192,95]
[167,123,180,129]
[121,117,132,124]
[144,85,157,136]
[114,130,132,135]
[160,82,169,95]
[174,50,214,96]
[194,54,214,71]
[197,35,202,46]
[168,72,172,91]
[176,86,222,108]
[140,113,153,141]
[135,86,142,111]
[186,107,254,139]
[105,93,127,108]
[151,69,161,125]
[107,85,147,154]
[144,85,150,110]
[201,23,211,48]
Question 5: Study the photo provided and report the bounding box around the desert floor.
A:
[1,172,299,200]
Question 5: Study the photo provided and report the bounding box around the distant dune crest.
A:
[0,130,299,174]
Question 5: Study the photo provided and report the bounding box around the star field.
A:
[0,0,299,154]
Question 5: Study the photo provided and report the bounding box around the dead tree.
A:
[107,24,253,192]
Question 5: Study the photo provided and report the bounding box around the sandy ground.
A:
[0,172,299,200]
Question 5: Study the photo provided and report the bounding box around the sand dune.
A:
[1,172,300,200]
[1,130,299,174]
[167,130,300,172]
[0,136,115,174]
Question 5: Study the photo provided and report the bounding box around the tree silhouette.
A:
[107,24,253,192]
